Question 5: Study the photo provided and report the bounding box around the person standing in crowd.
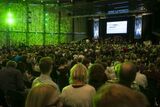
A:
[88,63,108,90]
[32,57,59,92]
[93,84,149,107]
[0,60,25,107]
[25,84,62,107]
[61,63,96,107]
[0,60,25,92]
[118,62,138,89]
[57,57,70,91]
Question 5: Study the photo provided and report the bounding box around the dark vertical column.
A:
[72,18,75,41]
[58,3,61,44]
[43,3,46,46]
[6,28,10,48]
[87,19,93,40]
[142,15,152,40]
[26,3,29,45]
[72,1,75,41]
[5,4,10,47]
[99,19,106,39]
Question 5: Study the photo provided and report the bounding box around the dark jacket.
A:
[0,67,25,92]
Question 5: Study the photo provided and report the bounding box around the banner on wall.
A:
[93,19,99,39]
[134,15,142,39]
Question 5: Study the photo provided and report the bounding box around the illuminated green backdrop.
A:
[0,3,72,46]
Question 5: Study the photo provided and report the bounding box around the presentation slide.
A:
[107,21,128,34]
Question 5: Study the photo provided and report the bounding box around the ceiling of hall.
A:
[1,0,160,17]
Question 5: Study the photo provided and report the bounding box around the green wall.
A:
[0,3,72,46]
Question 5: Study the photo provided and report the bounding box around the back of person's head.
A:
[94,84,149,107]
[70,59,77,69]
[148,63,156,72]
[39,57,53,74]
[69,63,87,84]
[77,57,83,63]
[88,63,108,90]
[25,84,61,107]
[118,62,137,87]
[82,58,90,68]
[6,60,17,68]
[59,57,67,65]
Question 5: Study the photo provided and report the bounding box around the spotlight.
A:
[6,12,14,25]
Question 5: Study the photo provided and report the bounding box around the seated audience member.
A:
[61,63,96,107]
[88,63,108,90]
[118,62,138,89]
[93,84,150,107]
[25,84,62,107]
[32,57,59,92]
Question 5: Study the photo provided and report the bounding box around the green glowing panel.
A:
[0,32,7,46]
[60,17,72,33]
[45,4,59,33]
[60,17,72,43]
[29,4,43,32]
[45,34,58,45]
[0,3,8,31]
[7,17,14,25]
[29,33,43,45]
[7,12,14,25]
[60,34,72,43]
[45,34,54,45]
[52,34,59,45]
[0,3,73,46]
[6,3,27,31]
[10,33,26,46]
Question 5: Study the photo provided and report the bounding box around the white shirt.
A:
[61,84,96,107]
[135,72,148,89]
[32,74,60,92]
[105,66,116,80]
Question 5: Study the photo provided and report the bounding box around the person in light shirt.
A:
[61,63,96,107]
[135,70,148,89]
[32,57,59,92]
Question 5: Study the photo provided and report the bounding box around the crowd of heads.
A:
[1,37,160,107]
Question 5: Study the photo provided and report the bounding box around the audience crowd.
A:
[0,37,160,107]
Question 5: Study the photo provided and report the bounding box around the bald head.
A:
[94,84,149,107]
[119,62,137,87]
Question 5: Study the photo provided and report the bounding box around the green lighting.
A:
[6,12,14,25]
[7,18,14,24]
[8,13,12,17]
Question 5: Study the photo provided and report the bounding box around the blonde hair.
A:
[25,84,59,107]
[69,63,88,84]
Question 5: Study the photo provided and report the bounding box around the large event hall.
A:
[0,0,160,107]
